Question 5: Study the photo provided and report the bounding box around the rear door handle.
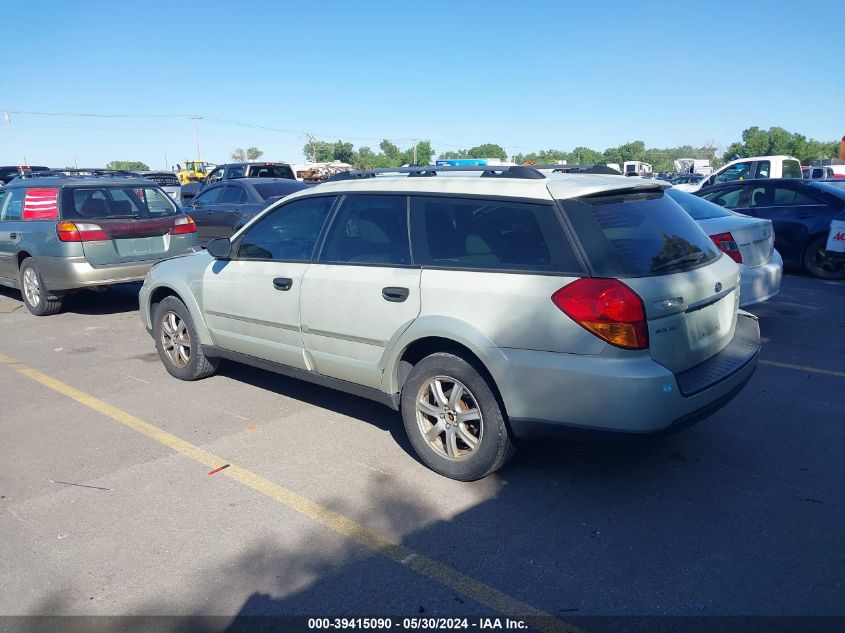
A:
[273,277,293,291]
[382,286,409,302]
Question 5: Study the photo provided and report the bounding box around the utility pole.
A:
[305,132,318,162]
[412,139,417,165]
[192,116,202,162]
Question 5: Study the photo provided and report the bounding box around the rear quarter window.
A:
[560,190,720,276]
[410,196,582,273]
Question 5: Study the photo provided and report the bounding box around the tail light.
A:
[710,232,743,263]
[551,278,648,350]
[172,215,196,234]
[56,221,108,242]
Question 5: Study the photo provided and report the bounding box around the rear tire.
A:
[153,296,218,380]
[803,234,845,280]
[401,353,515,481]
[19,257,63,316]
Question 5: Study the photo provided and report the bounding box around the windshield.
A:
[560,190,720,276]
[62,186,178,220]
[254,181,308,200]
[246,164,295,179]
[666,188,732,219]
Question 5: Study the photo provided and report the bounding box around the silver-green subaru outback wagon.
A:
[139,166,760,480]
[0,170,199,315]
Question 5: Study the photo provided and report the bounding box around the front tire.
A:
[19,257,63,316]
[153,296,218,380]
[401,353,515,481]
[803,234,845,280]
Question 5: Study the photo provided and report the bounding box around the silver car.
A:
[0,171,199,315]
[666,188,782,306]
[139,166,760,480]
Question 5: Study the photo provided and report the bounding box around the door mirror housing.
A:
[207,238,233,260]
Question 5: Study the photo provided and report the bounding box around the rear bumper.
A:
[36,256,160,291]
[739,250,783,307]
[500,313,761,437]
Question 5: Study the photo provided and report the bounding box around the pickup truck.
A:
[181,162,296,202]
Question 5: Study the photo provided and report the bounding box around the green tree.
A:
[401,140,434,165]
[438,149,469,160]
[380,139,401,160]
[467,143,507,160]
[567,147,603,165]
[246,147,263,161]
[106,160,149,171]
[332,141,355,164]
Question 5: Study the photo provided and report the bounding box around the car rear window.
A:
[62,186,178,220]
[254,181,307,200]
[666,188,731,220]
[246,164,295,180]
[560,190,720,276]
[143,173,180,187]
[782,160,802,179]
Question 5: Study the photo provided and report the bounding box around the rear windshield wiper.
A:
[652,252,705,272]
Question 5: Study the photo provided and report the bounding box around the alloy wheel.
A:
[22,267,41,307]
[416,376,483,461]
[160,311,191,368]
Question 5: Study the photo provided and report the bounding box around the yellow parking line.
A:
[760,359,845,379]
[0,353,580,633]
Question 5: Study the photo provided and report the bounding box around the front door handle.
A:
[382,286,409,302]
[273,277,293,291]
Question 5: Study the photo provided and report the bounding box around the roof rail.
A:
[531,164,623,175]
[326,165,545,182]
[17,168,141,179]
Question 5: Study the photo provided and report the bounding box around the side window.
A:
[782,160,802,179]
[749,186,775,208]
[411,196,581,272]
[792,190,823,206]
[0,189,25,221]
[228,166,245,179]
[220,185,246,204]
[319,195,410,265]
[701,186,745,209]
[237,196,335,261]
[715,162,752,183]
[755,161,771,178]
[206,169,223,184]
[194,186,223,205]
[811,168,825,179]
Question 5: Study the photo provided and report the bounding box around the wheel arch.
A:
[146,281,213,345]
[382,317,510,411]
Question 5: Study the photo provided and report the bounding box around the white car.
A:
[666,188,782,307]
[674,155,803,192]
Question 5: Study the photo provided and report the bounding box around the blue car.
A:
[695,178,845,279]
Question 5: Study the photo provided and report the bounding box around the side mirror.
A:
[207,238,233,260]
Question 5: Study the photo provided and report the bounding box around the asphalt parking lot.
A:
[1,273,843,631]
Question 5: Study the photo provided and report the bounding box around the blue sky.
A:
[2,0,843,168]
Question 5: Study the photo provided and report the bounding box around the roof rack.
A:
[327,165,546,182]
[17,168,141,179]
[531,164,623,175]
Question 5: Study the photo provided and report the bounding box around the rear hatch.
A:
[60,185,196,266]
[557,186,740,374]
